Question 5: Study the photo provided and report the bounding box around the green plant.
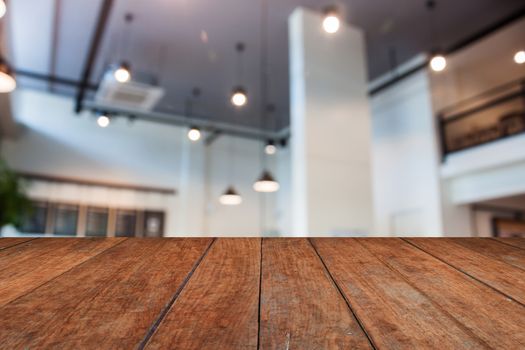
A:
[0,158,31,229]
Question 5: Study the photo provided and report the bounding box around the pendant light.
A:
[0,9,16,93]
[322,6,340,34]
[0,0,6,19]
[264,104,277,155]
[253,170,279,193]
[264,140,276,155]
[220,136,242,205]
[114,61,131,83]
[430,55,447,72]
[253,0,279,193]
[113,13,134,82]
[514,50,525,65]
[426,0,446,73]
[220,186,242,205]
[187,126,201,141]
[186,88,202,141]
[230,42,247,107]
[97,113,110,128]
[0,58,16,93]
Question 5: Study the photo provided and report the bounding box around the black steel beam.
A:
[15,69,98,90]
[74,0,114,113]
[204,130,222,146]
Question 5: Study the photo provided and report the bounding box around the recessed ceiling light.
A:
[514,50,525,65]
[430,55,447,72]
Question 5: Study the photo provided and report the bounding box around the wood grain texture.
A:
[0,238,123,306]
[311,238,490,349]
[494,237,525,250]
[450,238,525,270]
[360,238,525,349]
[0,238,212,349]
[145,238,260,350]
[0,237,34,250]
[407,238,525,305]
[260,238,373,349]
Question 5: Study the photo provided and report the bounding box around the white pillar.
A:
[289,8,373,236]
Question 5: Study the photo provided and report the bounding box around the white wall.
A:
[371,71,444,236]
[289,8,373,236]
[1,88,286,236]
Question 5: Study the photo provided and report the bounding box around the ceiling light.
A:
[322,7,340,34]
[253,170,279,193]
[0,62,16,93]
[514,50,525,65]
[97,115,110,128]
[0,1,6,19]
[430,55,447,72]
[188,127,201,141]
[231,87,247,107]
[114,62,131,83]
[265,140,276,155]
[219,186,242,206]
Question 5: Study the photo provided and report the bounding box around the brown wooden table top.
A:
[0,237,524,349]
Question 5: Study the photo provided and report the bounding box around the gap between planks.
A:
[0,238,128,308]
[308,238,378,350]
[137,238,217,350]
[401,238,525,308]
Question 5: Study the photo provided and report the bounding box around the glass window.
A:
[20,201,48,234]
[143,211,164,237]
[54,204,78,236]
[115,210,136,237]
[85,207,108,237]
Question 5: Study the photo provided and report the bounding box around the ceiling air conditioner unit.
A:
[94,70,165,111]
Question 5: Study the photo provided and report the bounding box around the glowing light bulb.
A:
[323,14,340,34]
[97,115,110,128]
[0,1,6,19]
[265,143,276,155]
[253,171,279,193]
[219,187,242,205]
[188,127,201,141]
[231,87,247,107]
[0,70,16,93]
[514,50,525,65]
[114,63,131,83]
[430,55,447,72]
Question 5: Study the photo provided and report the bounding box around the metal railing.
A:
[438,78,525,159]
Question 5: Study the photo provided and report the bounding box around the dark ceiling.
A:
[8,0,525,130]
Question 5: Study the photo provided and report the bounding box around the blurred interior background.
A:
[0,0,524,237]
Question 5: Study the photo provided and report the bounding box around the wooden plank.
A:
[311,238,490,349]
[493,237,525,250]
[259,238,373,349]
[407,238,525,305]
[0,237,34,250]
[360,238,525,349]
[0,238,124,306]
[450,238,525,270]
[0,238,212,349]
[145,238,260,350]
